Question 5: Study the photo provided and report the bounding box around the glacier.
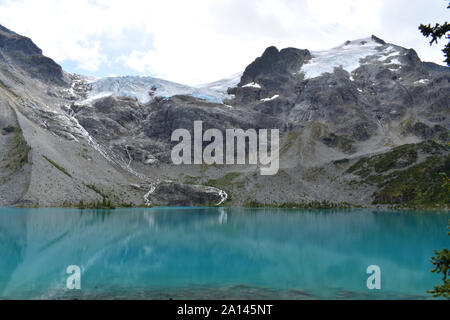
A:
[300,37,383,79]
[85,37,407,104]
[86,72,242,104]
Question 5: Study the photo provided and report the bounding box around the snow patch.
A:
[414,79,430,85]
[378,48,399,62]
[242,82,261,89]
[387,58,402,65]
[83,91,113,103]
[301,37,383,79]
[261,94,279,102]
[195,72,242,91]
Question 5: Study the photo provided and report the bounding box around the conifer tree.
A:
[428,222,450,298]
[419,2,450,66]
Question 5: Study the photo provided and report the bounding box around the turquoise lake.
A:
[0,207,448,300]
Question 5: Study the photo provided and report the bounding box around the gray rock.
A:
[0,24,66,86]
[149,182,223,206]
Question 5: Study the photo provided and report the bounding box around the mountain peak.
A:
[371,35,386,45]
[339,35,385,48]
[261,46,280,57]
[238,45,311,87]
[0,24,66,86]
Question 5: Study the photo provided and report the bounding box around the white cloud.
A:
[0,0,447,84]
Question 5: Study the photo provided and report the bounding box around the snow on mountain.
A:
[260,94,279,102]
[242,82,261,89]
[194,71,243,98]
[85,37,407,103]
[300,37,384,79]
[87,73,242,104]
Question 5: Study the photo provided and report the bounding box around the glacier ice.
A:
[300,37,383,79]
[87,72,242,104]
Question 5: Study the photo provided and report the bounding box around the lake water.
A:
[0,207,448,300]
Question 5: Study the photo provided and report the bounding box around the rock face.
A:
[230,47,311,107]
[238,46,311,88]
[0,25,66,86]
[149,182,224,206]
[0,25,448,208]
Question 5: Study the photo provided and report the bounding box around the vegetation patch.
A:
[2,127,30,174]
[406,121,449,143]
[428,222,450,299]
[42,155,72,178]
[85,184,108,199]
[372,155,450,208]
[2,125,17,134]
[205,172,242,189]
[322,133,355,153]
[333,158,350,166]
[184,175,201,185]
[302,167,325,182]
[309,122,328,140]
[77,148,90,160]
[345,141,449,208]
[345,142,442,178]
[61,199,142,209]
[0,79,19,98]
[244,200,358,209]
[76,199,116,210]
[82,184,136,209]
[280,130,301,155]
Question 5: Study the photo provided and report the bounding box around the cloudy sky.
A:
[0,0,448,85]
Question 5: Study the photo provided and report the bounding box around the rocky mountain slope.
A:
[0,25,448,209]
